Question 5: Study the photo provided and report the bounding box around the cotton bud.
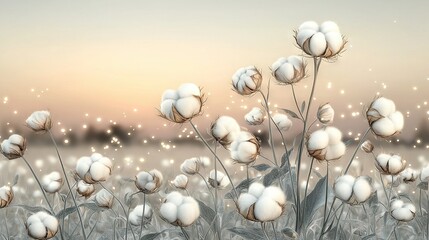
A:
[160,83,204,123]
[272,113,292,131]
[0,186,13,208]
[26,111,52,133]
[160,191,200,227]
[76,153,112,184]
[421,165,429,182]
[26,211,59,239]
[77,180,95,198]
[41,171,63,193]
[271,56,306,84]
[210,116,241,148]
[360,140,374,153]
[0,134,26,160]
[230,131,260,164]
[295,21,346,58]
[135,169,163,194]
[400,168,419,183]
[390,199,416,222]
[237,182,286,222]
[172,174,188,189]
[129,204,153,226]
[317,103,334,124]
[333,175,373,205]
[366,97,404,138]
[245,107,265,125]
[180,157,209,175]
[307,127,346,161]
[232,66,262,95]
[208,170,230,189]
[94,189,114,208]
[375,153,406,175]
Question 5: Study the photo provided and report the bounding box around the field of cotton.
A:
[1,20,429,240]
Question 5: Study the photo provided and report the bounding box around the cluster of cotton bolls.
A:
[135,169,163,194]
[75,153,113,184]
[333,175,374,205]
[366,97,404,138]
[41,171,63,193]
[306,126,346,161]
[129,204,153,226]
[25,211,59,240]
[244,107,265,125]
[160,191,200,227]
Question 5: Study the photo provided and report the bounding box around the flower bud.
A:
[232,66,262,95]
[390,199,416,222]
[160,83,204,123]
[135,169,163,194]
[317,103,334,124]
[0,186,13,208]
[400,168,419,183]
[271,56,306,84]
[0,134,26,160]
[375,153,406,175]
[41,171,63,193]
[26,211,59,239]
[160,191,200,227]
[75,153,112,184]
[333,175,373,205]
[272,113,292,131]
[129,204,153,226]
[244,107,265,125]
[77,180,95,198]
[26,110,52,133]
[360,140,374,153]
[237,182,286,222]
[230,131,260,164]
[306,127,346,161]
[208,170,229,189]
[366,97,404,138]
[172,174,188,189]
[210,116,241,148]
[94,189,114,208]
[180,157,209,175]
[295,21,346,58]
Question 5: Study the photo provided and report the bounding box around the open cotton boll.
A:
[165,191,184,207]
[210,116,241,147]
[375,154,406,175]
[77,180,95,198]
[262,186,286,205]
[0,186,13,208]
[177,202,198,226]
[309,32,327,56]
[325,143,346,161]
[161,191,200,227]
[248,182,265,198]
[389,111,404,130]
[367,97,403,138]
[232,66,262,95]
[271,56,306,84]
[370,97,395,117]
[26,110,52,133]
[245,107,265,125]
[334,175,373,205]
[76,153,112,184]
[299,21,319,31]
[254,197,283,221]
[172,174,188,189]
[208,170,230,189]
[325,127,342,143]
[230,131,260,164]
[371,118,396,137]
[129,204,152,226]
[0,134,26,160]
[42,171,63,193]
[175,97,201,119]
[334,175,355,201]
[307,130,329,151]
[353,177,372,203]
[26,211,58,239]
[390,200,416,222]
[135,169,163,194]
[272,113,292,131]
[95,189,113,208]
[237,193,257,215]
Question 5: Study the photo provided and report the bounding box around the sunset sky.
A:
[0,0,428,141]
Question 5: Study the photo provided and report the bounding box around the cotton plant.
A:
[244,107,265,125]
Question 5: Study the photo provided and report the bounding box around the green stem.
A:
[259,90,278,166]
[344,127,371,174]
[295,57,322,232]
[189,120,238,199]
[290,84,304,121]
[48,130,87,240]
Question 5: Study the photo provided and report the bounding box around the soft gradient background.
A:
[0,0,428,141]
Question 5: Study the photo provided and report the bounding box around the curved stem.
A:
[139,193,146,238]
[213,143,221,240]
[197,172,215,200]
[259,90,278,166]
[300,157,315,229]
[61,181,77,233]
[344,127,371,174]
[296,57,322,232]
[48,130,87,240]
[319,162,329,239]
[271,222,278,240]
[290,84,304,120]
[189,120,238,199]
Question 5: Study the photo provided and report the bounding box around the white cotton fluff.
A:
[208,170,230,189]
[26,211,58,239]
[42,171,63,193]
[254,197,283,221]
[245,107,265,125]
[320,21,339,33]
[307,130,329,151]
[390,199,416,222]
[237,193,258,215]
[135,169,163,193]
[370,97,395,117]
[272,113,292,131]
[77,180,95,197]
[324,32,343,53]
[175,97,201,119]
[95,189,113,208]
[299,21,319,31]
[367,97,404,138]
[325,143,346,161]
[271,56,305,84]
[0,186,13,207]
[232,66,262,95]
[248,182,265,198]
[375,153,405,175]
[317,103,335,124]
[353,177,372,203]
[211,116,241,146]
[401,168,419,182]
[160,191,200,226]
[334,175,355,201]
[160,83,202,123]
[76,153,112,184]
[0,134,26,160]
[371,118,395,137]
[230,131,259,164]
[26,110,52,133]
[129,204,152,226]
[309,32,327,56]
[172,174,188,189]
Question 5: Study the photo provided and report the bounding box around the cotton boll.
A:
[162,89,178,101]
[272,113,292,131]
[298,21,319,31]
[389,111,404,131]
[28,222,46,239]
[353,177,372,202]
[324,32,343,54]
[177,83,200,98]
[325,143,346,160]
[309,32,327,56]
[320,21,340,33]
[245,107,265,125]
[262,186,286,205]
[248,183,265,198]
[296,29,317,46]
[237,193,257,215]
[175,97,201,119]
[334,175,354,201]
[307,130,329,150]
[371,118,396,137]
[325,127,342,144]
[165,191,184,207]
[371,97,395,117]
[254,197,283,221]
[177,203,199,226]
[160,202,178,223]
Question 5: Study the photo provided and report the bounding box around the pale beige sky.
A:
[0,0,428,140]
